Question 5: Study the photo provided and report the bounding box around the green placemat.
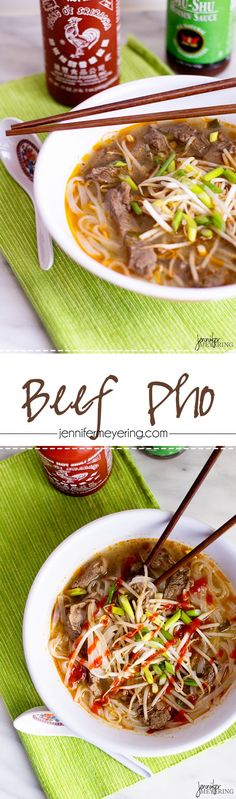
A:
[0,36,235,353]
[0,447,235,799]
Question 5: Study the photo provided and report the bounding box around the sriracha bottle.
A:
[39,0,120,106]
[38,446,112,495]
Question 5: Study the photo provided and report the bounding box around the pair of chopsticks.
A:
[145,446,236,586]
[6,75,236,137]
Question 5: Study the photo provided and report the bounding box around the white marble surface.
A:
[0,445,236,799]
[0,3,236,351]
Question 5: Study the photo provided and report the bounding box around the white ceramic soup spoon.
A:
[0,117,54,271]
[14,707,152,780]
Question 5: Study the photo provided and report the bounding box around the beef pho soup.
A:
[49,539,236,734]
[65,118,236,288]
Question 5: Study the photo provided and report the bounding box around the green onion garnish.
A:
[107,583,116,604]
[204,181,222,194]
[143,666,154,684]
[155,151,175,176]
[172,209,183,233]
[119,594,135,621]
[222,168,236,184]
[200,228,213,239]
[211,210,224,230]
[112,605,124,616]
[120,175,138,191]
[187,609,201,618]
[184,677,198,686]
[131,200,142,215]
[195,215,212,226]
[203,166,224,182]
[209,131,219,143]
[160,629,173,641]
[163,609,181,631]
[164,660,175,675]
[152,664,163,676]
[185,214,197,243]
[174,168,185,178]
[181,610,192,624]
[67,587,87,596]
[113,160,126,167]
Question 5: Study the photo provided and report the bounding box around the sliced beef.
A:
[128,241,156,276]
[131,140,154,180]
[104,182,136,239]
[163,122,197,145]
[196,657,215,687]
[163,567,190,600]
[144,126,169,153]
[149,547,175,577]
[87,164,119,184]
[73,557,107,589]
[66,603,85,640]
[148,702,171,730]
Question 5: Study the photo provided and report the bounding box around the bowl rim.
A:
[34,74,236,303]
[23,508,236,757]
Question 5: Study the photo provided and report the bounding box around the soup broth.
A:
[50,538,236,734]
[65,118,236,287]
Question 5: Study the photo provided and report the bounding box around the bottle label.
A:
[40,0,120,98]
[166,0,232,64]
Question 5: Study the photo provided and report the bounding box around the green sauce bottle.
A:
[166,0,232,76]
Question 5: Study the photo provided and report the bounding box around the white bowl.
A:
[23,508,236,757]
[35,75,236,302]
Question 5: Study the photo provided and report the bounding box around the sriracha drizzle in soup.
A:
[49,538,236,733]
[65,117,236,288]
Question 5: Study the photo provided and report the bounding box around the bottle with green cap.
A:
[166,0,232,76]
[142,447,184,459]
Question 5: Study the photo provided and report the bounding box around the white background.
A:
[0,3,236,799]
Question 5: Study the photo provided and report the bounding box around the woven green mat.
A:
[0,447,235,799]
[0,35,235,353]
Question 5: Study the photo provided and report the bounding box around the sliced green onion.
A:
[163,609,181,631]
[184,677,198,686]
[159,674,167,685]
[204,180,222,194]
[160,629,173,641]
[195,215,211,226]
[167,159,175,173]
[211,210,224,230]
[200,228,213,239]
[172,209,183,233]
[112,605,124,616]
[186,609,201,618]
[134,633,142,641]
[203,166,224,182]
[152,664,163,676]
[113,160,126,167]
[181,610,192,624]
[174,168,185,178]
[141,627,151,635]
[119,594,135,621]
[209,131,219,143]
[155,151,175,176]
[131,200,142,215]
[107,583,116,604]
[184,181,212,209]
[185,214,197,243]
[143,666,154,684]
[67,587,87,596]
[120,175,138,191]
[164,660,175,675]
[222,168,236,184]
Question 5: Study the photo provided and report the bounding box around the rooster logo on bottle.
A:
[64,16,100,57]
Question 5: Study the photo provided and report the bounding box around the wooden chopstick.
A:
[5,102,236,137]
[9,75,236,134]
[145,447,223,569]
[154,514,236,586]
